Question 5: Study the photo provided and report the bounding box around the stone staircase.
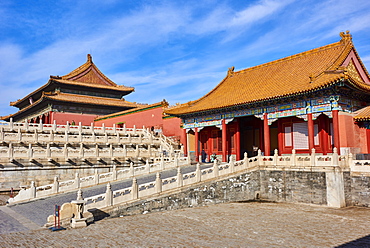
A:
[0,120,183,189]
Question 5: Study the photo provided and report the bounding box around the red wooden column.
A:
[195,128,199,162]
[263,113,270,156]
[307,113,315,152]
[183,128,188,157]
[235,119,241,161]
[222,119,227,162]
[332,110,340,154]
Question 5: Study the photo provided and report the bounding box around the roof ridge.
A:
[236,41,343,75]
[179,36,348,110]
[60,54,117,86]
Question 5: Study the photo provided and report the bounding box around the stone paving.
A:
[1,202,370,247]
[0,163,212,233]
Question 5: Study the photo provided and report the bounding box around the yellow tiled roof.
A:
[10,54,134,107]
[43,92,139,107]
[354,106,370,121]
[166,32,370,116]
[1,92,138,121]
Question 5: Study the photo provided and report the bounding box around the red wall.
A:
[94,107,163,129]
[51,112,99,126]
[94,106,184,145]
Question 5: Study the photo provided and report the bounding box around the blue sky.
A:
[0,0,370,118]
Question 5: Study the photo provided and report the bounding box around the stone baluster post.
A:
[273,149,278,167]
[177,167,183,187]
[132,177,138,200]
[64,130,68,143]
[78,122,82,133]
[113,124,116,134]
[92,131,96,143]
[95,144,99,158]
[213,159,219,177]
[199,155,202,163]
[105,183,113,207]
[0,127,4,143]
[75,173,80,189]
[102,123,106,133]
[79,131,82,142]
[311,148,316,166]
[17,128,22,142]
[109,144,113,158]
[116,133,120,144]
[155,172,162,193]
[148,144,152,157]
[34,130,38,143]
[149,133,153,144]
[196,163,201,182]
[348,153,353,168]
[123,144,127,157]
[243,152,249,168]
[50,130,54,142]
[332,147,339,167]
[90,122,94,134]
[229,156,235,173]
[28,144,33,160]
[94,169,99,185]
[9,118,14,132]
[160,155,165,170]
[105,133,108,144]
[130,162,134,177]
[139,134,142,143]
[79,143,84,159]
[112,164,117,180]
[133,125,136,135]
[64,144,68,160]
[25,120,29,132]
[123,124,127,135]
[291,149,296,167]
[46,143,51,159]
[53,176,59,194]
[39,119,43,132]
[8,143,14,161]
[53,120,57,132]
[30,181,36,199]
[66,121,70,133]
[135,144,140,157]
[145,159,150,174]
[128,133,132,143]
[257,149,262,165]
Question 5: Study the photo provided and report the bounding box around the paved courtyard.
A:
[0,201,369,247]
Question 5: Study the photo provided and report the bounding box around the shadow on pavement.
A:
[336,234,370,247]
[88,208,110,222]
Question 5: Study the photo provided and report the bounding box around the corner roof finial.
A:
[87,54,93,63]
[227,66,235,77]
[339,30,352,43]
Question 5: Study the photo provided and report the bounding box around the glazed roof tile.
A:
[2,92,138,121]
[354,106,370,121]
[10,54,134,107]
[166,32,370,116]
[43,92,138,107]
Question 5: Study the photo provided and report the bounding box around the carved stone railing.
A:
[0,120,184,164]
[0,119,147,136]
[45,147,370,225]
[8,156,191,204]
